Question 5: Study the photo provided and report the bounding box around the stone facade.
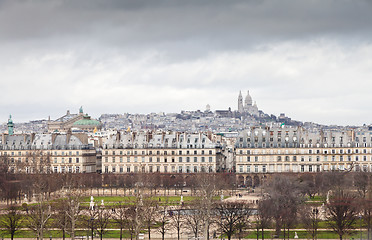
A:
[0,133,96,173]
[235,126,372,174]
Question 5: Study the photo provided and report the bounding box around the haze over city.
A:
[1,0,372,125]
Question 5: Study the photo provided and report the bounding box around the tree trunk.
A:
[148,226,151,239]
[262,226,265,240]
[120,228,123,240]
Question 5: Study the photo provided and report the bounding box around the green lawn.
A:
[80,195,211,206]
[244,230,364,239]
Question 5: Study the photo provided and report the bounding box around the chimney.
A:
[67,129,72,144]
[2,133,8,145]
[30,133,35,143]
[52,133,57,144]
[162,131,166,141]
[116,131,121,142]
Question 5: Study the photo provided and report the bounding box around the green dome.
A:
[73,115,101,126]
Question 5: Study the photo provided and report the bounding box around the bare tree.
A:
[95,207,112,240]
[326,190,358,240]
[183,201,204,239]
[142,197,159,240]
[113,202,130,240]
[299,174,318,199]
[65,190,82,240]
[264,175,302,239]
[27,200,52,240]
[126,183,145,240]
[255,199,273,240]
[215,201,251,240]
[53,200,70,240]
[197,173,220,240]
[359,183,372,240]
[84,207,98,240]
[354,172,370,198]
[26,175,52,240]
[300,204,320,240]
[0,205,23,240]
[169,205,184,240]
[156,204,171,240]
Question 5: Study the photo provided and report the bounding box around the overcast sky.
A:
[1,0,372,125]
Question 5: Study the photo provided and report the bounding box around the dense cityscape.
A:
[1,91,372,240]
[2,0,372,239]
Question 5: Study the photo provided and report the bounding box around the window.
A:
[186,157,190,162]
[194,157,197,162]
[179,157,182,162]
[209,157,213,162]
[201,157,205,162]
[105,166,108,173]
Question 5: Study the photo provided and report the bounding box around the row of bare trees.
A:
[255,171,372,240]
[0,171,238,204]
[0,173,241,240]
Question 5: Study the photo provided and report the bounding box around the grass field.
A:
[0,229,367,239]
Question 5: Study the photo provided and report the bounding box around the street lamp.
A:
[312,207,319,240]
[360,215,363,240]
[89,217,94,240]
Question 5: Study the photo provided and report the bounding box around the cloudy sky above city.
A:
[1,0,372,125]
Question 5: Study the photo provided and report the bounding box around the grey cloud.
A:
[1,0,372,51]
